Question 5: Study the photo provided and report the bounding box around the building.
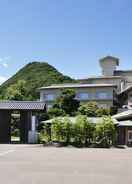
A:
[39,56,132,110]
[113,110,132,145]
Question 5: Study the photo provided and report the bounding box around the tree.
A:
[94,116,116,147]
[61,117,72,144]
[73,115,95,146]
[78,101,98,117]
[54,89,80,115]
[4,80,32,100]
[51,117,72,144]
[51,118,64,142]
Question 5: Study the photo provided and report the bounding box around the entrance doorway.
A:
[11,112,20,143]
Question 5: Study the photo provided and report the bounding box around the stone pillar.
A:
[20,111,32,143]
[0,110,11,143]
[28,115,38,143]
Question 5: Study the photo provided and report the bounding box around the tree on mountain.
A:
[4,80,32,100]
[0,62,74,100]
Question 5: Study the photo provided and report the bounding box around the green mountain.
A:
[0,62,75,100]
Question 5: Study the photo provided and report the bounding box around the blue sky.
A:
[0,0,132,83]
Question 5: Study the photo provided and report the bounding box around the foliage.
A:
[94,116,116,147]
[4,80,32,100]
[38,112,49,122]
[39,116,116,147]
[51,117,72,143]
[61,117,73,144]
[110,106,118,115]
[78,102,98,117]
[78,102,114,117]
[73,115,95,146]
[39,123,51,143]
[0,62,74,100]
[51,118,64,142]
[48,108,66,118]
[96,108,110,117]
[54,89,80,115]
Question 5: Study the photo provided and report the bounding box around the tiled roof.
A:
[113,110,132,120]
[118,120,132,127]
[118,85,132,95]
[0,101,46,110]
[39,83,117,90]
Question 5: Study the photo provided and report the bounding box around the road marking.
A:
[0,150,15,157]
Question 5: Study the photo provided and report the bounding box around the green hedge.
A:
[39,115,116,147]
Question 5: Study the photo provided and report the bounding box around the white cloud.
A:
[0,56,10,68]
[0,76,7,85]
[2,63,8,68]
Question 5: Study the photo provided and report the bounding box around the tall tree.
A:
[54,89,80,115]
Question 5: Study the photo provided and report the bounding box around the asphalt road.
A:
[0,144,132,184]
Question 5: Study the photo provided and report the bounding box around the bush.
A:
[48,108,65,118]
[51,117,72,144]
[94,116,116,147]
[110,106,118,115]
[78,102,98,117]
[39,123,51,143]
[78,102,113,117]
[96,108,110,117]
[73,115,95,146]
[39,115,116,148]
[51,118,63,142]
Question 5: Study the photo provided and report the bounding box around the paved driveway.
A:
[0,144,132,184]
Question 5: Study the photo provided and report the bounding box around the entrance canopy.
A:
[0,101,46,111]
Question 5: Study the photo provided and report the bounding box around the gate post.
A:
[20,111,32,143]
[0,110,11,143]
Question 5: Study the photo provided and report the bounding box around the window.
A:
[96,92,112,99]
[77,92,90,100]
[45,94,55,101]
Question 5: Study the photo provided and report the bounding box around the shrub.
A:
[73,115,95,146]
[38,112,49,122]
[110,106,118,115]
[61,117,72,144]
[78,102,98,117]
[39,115,117,148]
[96,108,110,117]
[78,102,114,117]
[51,118,63,142]
[48,108,65,118]
[39,123,51,143]
[51,117,72,144]
[94,116,116,147]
